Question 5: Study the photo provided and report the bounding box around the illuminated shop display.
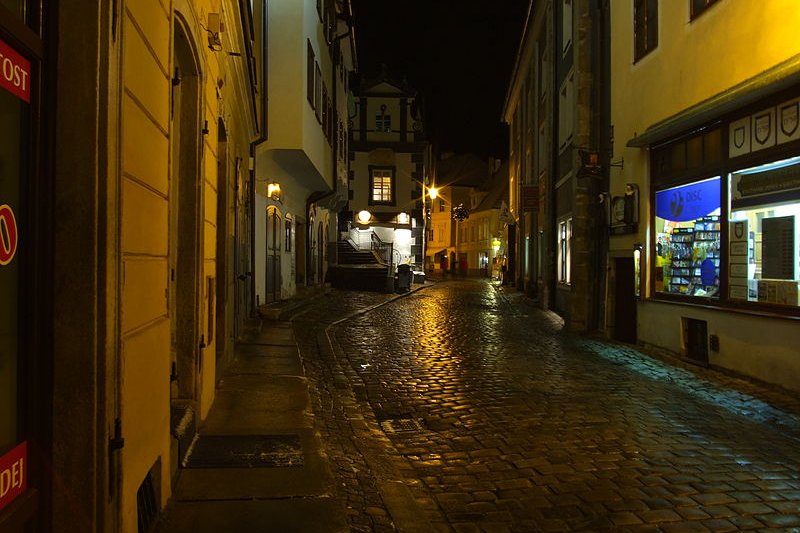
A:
[655,177,721,297]
[729,156,800,307]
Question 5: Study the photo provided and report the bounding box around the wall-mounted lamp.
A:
[397,212,410,225]
[357,210,371,224]
[206,13,223,51]
[267,182,281,201]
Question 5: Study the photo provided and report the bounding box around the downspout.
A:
[549,1,558,311]
[249,0,269,314]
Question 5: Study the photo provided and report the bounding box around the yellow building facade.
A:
[611,1,800,390]
[0,1,263,531]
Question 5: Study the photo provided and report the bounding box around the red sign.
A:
[0,441,27,512]
[0,204,18,265]
[0,38,30,103]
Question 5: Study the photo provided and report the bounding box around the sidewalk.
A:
[154,319,347,532]
[154,281,432,533]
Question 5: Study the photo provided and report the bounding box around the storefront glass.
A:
[654,176,721,297]
[0,81,25,453]
[729,156,800,307]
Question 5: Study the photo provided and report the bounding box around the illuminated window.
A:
[558,218,572,283]
[729,157,800,307]
[634,0,658,62]
[369,167,394,205]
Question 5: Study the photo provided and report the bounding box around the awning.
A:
[627,53,800,148]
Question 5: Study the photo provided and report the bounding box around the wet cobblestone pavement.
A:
[292,279,800,532]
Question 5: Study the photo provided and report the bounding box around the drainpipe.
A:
[248,1,268,316]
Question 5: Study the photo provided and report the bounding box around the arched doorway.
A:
[169,19,202,402]
[265,206,281,303]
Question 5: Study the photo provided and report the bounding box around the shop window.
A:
[634,0,658,62]
[728,156,800,307]
[558,218,572,283]
[654,176,721,297]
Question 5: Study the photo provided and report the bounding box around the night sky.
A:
[349,0,530,158]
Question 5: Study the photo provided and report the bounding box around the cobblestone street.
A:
[291,279,800,532]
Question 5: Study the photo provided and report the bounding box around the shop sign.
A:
[0,38,30,103]
[731,161,800,208]
[0,441,27,512]
[521,185,539,210]
[730,97,800,158]
[655,177,720,222]
[0,204,18,265]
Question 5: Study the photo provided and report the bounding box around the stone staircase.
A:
[329,240,392,292]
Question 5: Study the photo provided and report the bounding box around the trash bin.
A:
[396,264,412,292]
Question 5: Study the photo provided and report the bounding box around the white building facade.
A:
[254,0,356,305]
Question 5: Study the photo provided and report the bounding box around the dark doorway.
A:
[613,257,637,343]
[295,220,306,285]
[170,20,201,401]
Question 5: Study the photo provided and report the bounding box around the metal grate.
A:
[185,434,303,468]
[380,418,425,433]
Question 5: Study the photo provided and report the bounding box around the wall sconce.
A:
[633,243,643,299]
[267,182,281,201]
[357,210,371,224]
[397,212,410,225]
[206,13,223,51]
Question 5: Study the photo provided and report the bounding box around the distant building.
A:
[344,69,431,275]
[427,153,508,278]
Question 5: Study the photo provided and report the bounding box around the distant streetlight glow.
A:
[428,187,439,200]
